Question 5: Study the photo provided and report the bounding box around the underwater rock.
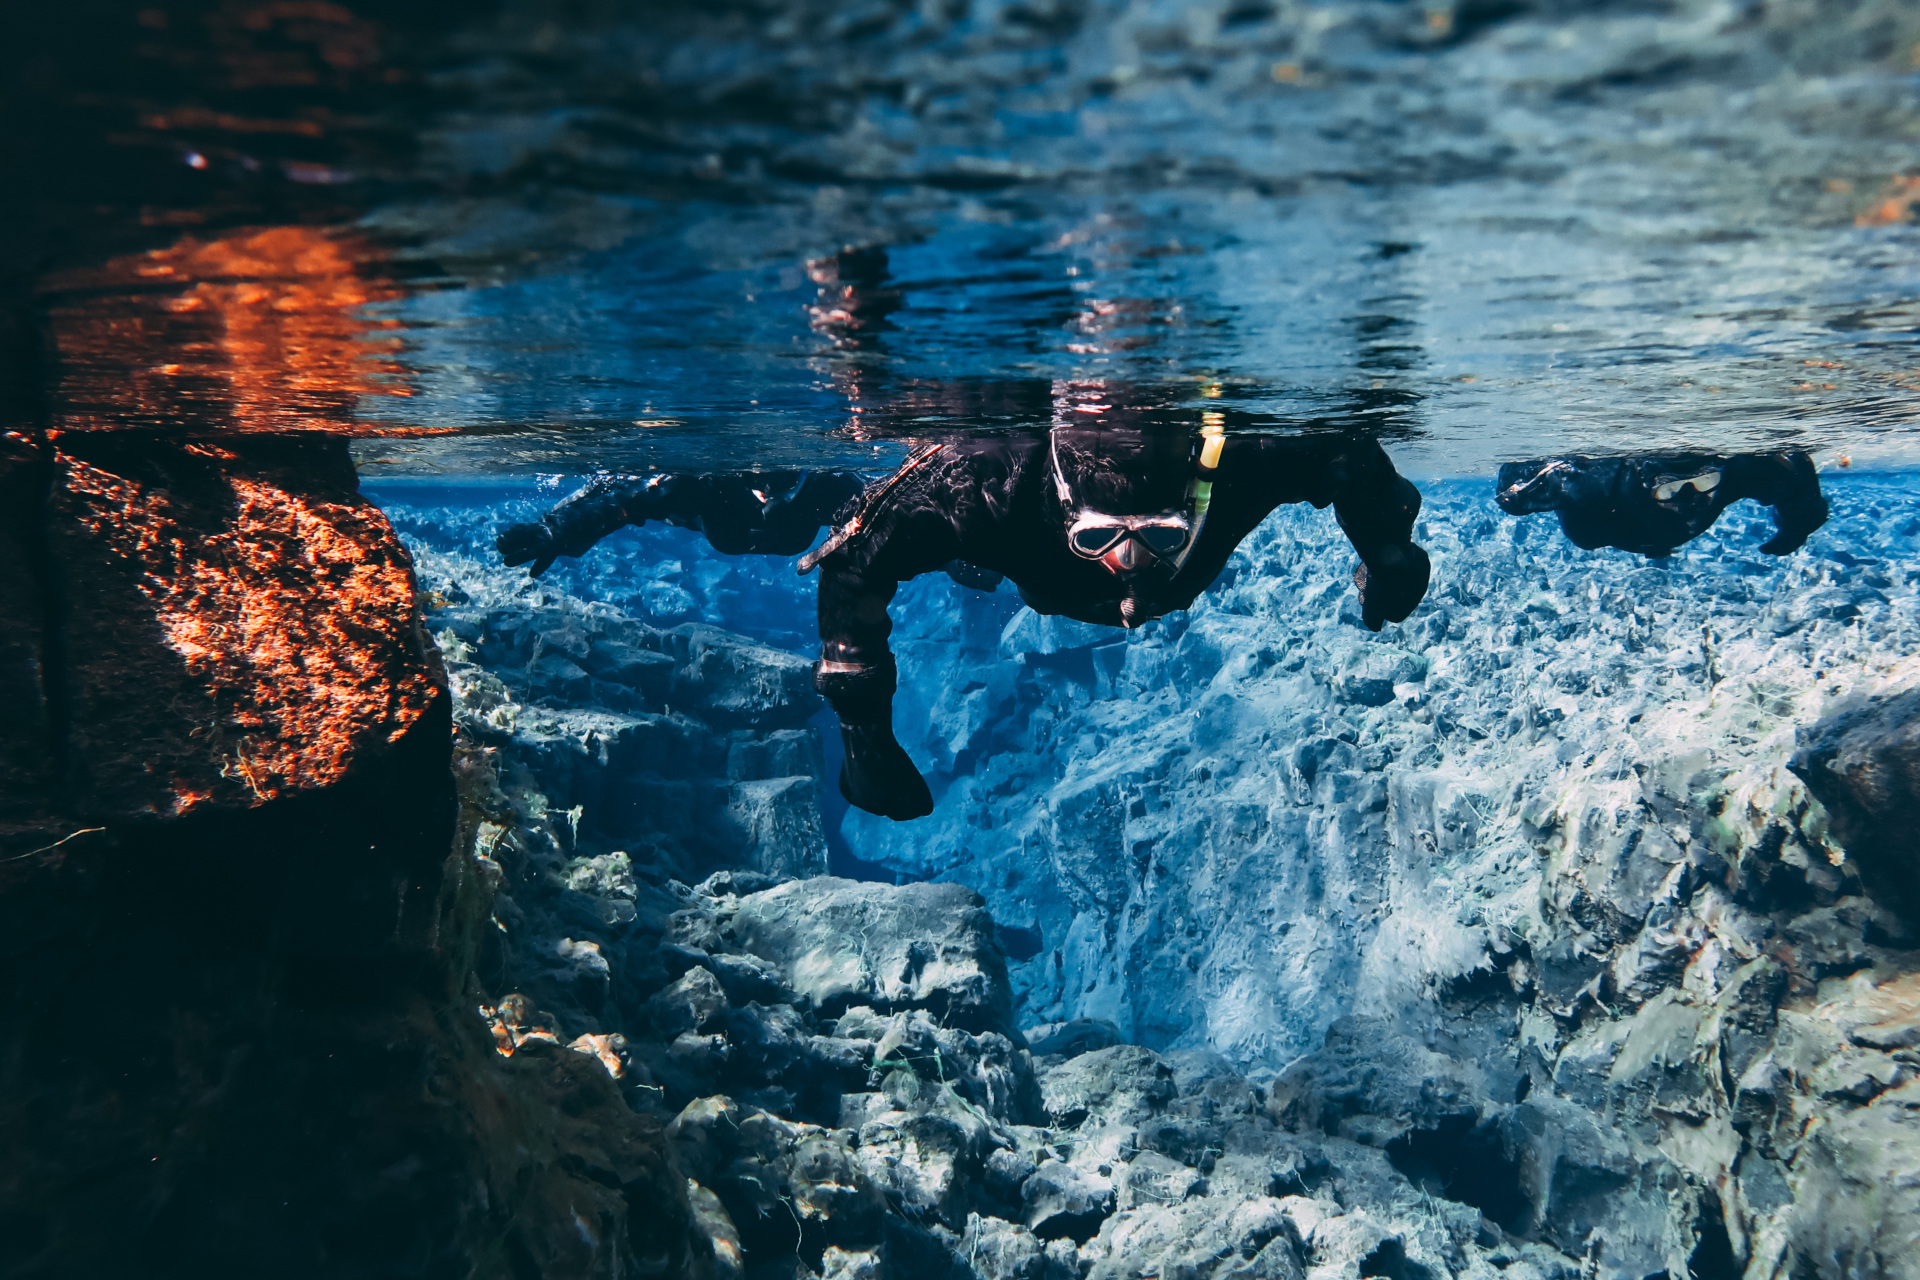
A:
[411,542,828,883]
[724,878,1019,1037]
[1026,1017,1125,1060]
[0,442,713,1278]
[390,479,1920,1280]
[2,434,443,843]
[1022,1159,1115,1241]
[1791,684,1920,918]
[651,965,731,1037]
[408,551,1553,1280]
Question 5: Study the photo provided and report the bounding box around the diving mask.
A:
[1651,470,1721,502]
[1066,515,1195,560]
[1049,424,1220,574]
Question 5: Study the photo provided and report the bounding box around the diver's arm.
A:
[1726,451,1828,555]
[810,487,973,821]
[497,474,697,575]
[1324,438,1432,630]
[814,561,934,821]
[1494,459,1577,515]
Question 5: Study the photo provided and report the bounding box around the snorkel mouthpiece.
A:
[1103,537,1152,574]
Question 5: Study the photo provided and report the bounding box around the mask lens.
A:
[1653,471,1722,502]
[1137,524,1191,555]
[1072,525,1126,556]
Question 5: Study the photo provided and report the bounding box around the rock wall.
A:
[0,439,713,1279]
[847,475,1920,1280]
[408,540,828,890]
[406,546,1594,1280]
[1,432,446,844]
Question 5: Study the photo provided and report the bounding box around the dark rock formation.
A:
[0,435,712,1278]
[412,538,826,887]
[1791,685,1920,918]
[1,431,444,844]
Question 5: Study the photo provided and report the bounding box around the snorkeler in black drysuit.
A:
[496,417,1431,823]
[802,419,1431,820]
[1494,450,1828,558]
[496,470,869,574]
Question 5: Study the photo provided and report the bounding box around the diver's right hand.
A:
[496,521,559,577]
[838,721,934,821]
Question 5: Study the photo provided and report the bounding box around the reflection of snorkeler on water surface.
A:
[1495,450,1828,558]
[806,244,901,347]
[496,405,1433,822]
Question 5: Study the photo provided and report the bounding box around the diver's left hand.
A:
[1355,543,1431,631]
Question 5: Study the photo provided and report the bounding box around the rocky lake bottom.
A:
[366,473,1920,1280]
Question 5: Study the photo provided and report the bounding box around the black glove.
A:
[838,721,933,821]
[1355,543,1431,631]
[496,521,560,576]
[1759,502,1827,556]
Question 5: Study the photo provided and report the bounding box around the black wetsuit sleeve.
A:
[1322,438,1430,627]
[1200,434,1422,553]
[1167,434,1427,630]
[813,498,969,721]
[498,474,707,572]
[1724,452,1828,554]
[1325,438,1425,565]
[1495,459,1578,515]
[1222,433,1426,559]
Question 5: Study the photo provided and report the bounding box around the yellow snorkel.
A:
[1168,415,1224,573]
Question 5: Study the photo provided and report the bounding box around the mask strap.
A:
[1048,429,1075,507]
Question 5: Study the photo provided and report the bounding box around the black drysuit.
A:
[1494,451,1828,558]
[497,470,868,574]
[807,428,1431,820]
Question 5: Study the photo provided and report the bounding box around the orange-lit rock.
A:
[41,430,443,824]
[569,1032,630,1079]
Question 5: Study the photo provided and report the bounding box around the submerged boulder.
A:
[0,432,711,1279]
[723,878,1020,1037]
[5,433,444,839]
[1791,685,1920,918]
